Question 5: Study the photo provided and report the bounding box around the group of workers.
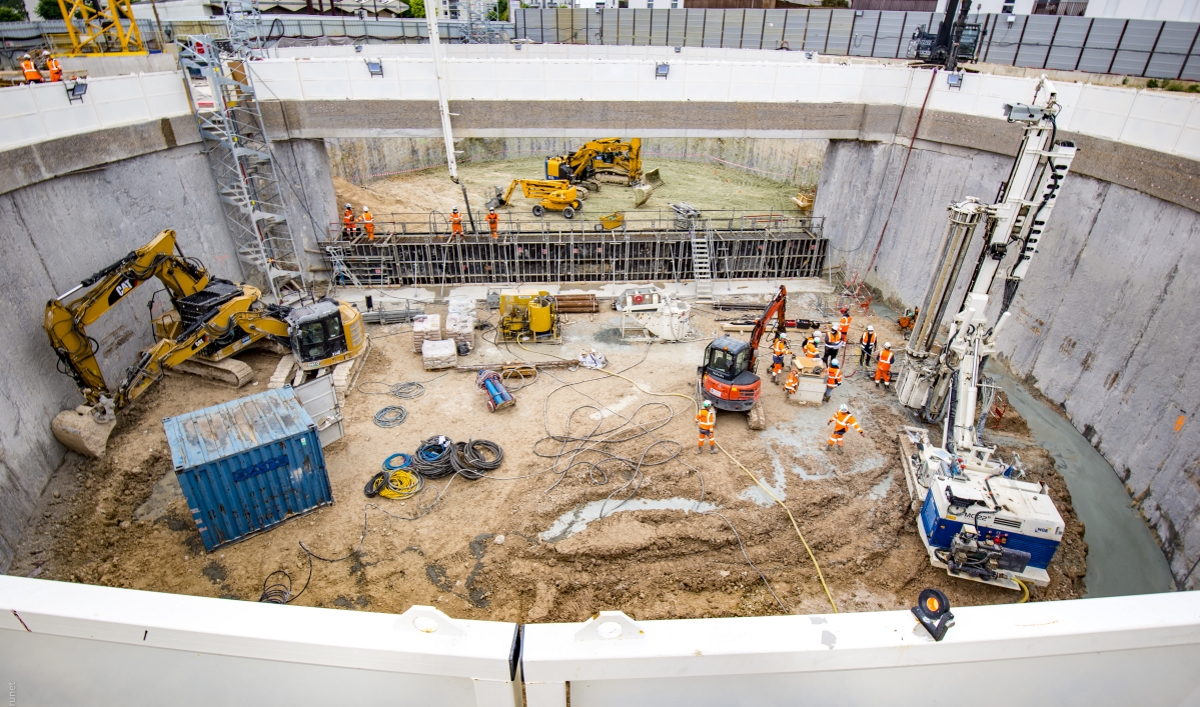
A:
[342,204,375,240]
[697,306,899,453]
[340,204,508,241]
[20,51,63,84]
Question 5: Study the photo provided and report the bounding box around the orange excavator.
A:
[696,286,788,430]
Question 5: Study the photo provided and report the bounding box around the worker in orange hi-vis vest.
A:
[21,54,43,83]
[358,206,375,240]
[770,333,791,384]
[803,336,820,360]
[823,358,842,403]
[876,342,896,388]
[342,203,356,238]
[449,208,464,240]
[486,208,500,239]
[695,400,717,454]
[827,404,864,450]
[43,51,62,82]
[859,325,877,365]
[823,326,844,367]
[839,307,852,339]
[783,367,800,397]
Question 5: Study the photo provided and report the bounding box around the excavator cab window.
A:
[705,343,749,379]
[288,301,348,365]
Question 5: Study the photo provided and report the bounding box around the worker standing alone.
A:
[696,400,717,454]
[783,367,800,398]
[876,342,895,388]
[823,326,844,367]
[838,307,852,340]
[859,325,877,365]
[450,208,464,240]
[770,333,791,384]
[358,205,375,240]
[826,404,864,451]
[43,51,62,82]
[486,208,500,239]
[823,358,842,403]
[21,54,42,84]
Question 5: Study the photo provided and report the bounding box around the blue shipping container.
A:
[163,387,333,552]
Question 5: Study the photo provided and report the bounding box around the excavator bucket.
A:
[632,168,664,208]
[52,406,116,459]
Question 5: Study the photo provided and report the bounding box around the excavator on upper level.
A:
[45,229,366,458]
[544,138,664,207]
[697,286,788,431]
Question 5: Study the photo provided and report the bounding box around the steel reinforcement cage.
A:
[319,209,826,287]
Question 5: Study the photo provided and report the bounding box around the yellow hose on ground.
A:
[519,338,840,614]
[1015,578,1029,603]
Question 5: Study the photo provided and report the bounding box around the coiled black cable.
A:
[374,406,408,427]
[463,439,504,470]
[412,436,455,478]
[450,441,484,480]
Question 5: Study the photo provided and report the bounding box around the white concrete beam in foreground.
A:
[523,594,1200,707]
[0,576,521,706]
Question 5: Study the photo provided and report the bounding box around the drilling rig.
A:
[896,78,1076,591]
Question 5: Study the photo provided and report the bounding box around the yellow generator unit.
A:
[499,291,561,344]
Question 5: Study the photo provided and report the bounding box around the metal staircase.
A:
[691,224,714,303]
[177,0,306,301]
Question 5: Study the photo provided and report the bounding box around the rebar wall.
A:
[321,210,826,287]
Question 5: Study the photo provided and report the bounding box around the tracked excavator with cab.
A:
[697,286,788,430]
[45,229,366,458]
[544,138,664,207]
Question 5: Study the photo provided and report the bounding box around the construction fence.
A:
[512,8,1200,80]
[320,210,826,287]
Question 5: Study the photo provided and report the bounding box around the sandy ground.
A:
[333,157,804,223]
[10,290,1086,620]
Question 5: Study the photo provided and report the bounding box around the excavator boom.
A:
[748,285,788,370]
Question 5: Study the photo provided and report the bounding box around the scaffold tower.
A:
[178,0,306,300]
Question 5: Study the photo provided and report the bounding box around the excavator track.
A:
[172,358,254,388]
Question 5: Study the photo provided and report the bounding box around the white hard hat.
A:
[884,342,892,349]
[780,333,788,339]
[345,203,351,208]
[831,359,840,367]
[362,205,369,211]
[839,404,849,413]
[867,325,874,331]
[42,50,50,55]
[23,53,30,59]
[702,400,712,408]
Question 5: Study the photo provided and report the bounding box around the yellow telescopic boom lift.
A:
[487,179,585,219]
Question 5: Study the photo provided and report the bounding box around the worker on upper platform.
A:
[823,358,842,403]
[696,400,716,454]
[827,404,864,450]
[823,326,844,367]
[358,205,375,240]
[43,51,62,82]
[859,325,877,365]
[770,333,791,384]
[342,203,356,238]
[876,342,895,388]
[487,208,500,239]
[450,208,464,240]
[839,307,852,339]
[21,54,42,83]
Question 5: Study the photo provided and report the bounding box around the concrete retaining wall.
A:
[325,136,828,189]
[814,139,1200,590]
[0,143,239,571]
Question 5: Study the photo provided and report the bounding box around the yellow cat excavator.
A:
[486,179,585,219]
[544,138,664,207]
[45,229,366,457]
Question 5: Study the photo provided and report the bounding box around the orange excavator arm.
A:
[748,286,787,369]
